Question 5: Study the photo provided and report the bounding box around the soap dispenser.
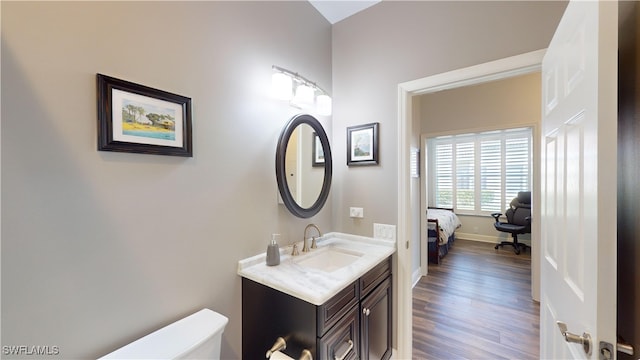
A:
[266,234,281,266]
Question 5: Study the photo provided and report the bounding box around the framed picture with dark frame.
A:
[97,74,193,157]
[347,122,379,166]
[312,132,325,167]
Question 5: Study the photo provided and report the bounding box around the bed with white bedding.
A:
[427,207,462,264]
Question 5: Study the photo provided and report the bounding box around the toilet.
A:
[100,308,228,359]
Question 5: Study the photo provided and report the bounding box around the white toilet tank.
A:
[99,308,228,360]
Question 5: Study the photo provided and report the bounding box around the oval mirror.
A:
[276,114,332,218]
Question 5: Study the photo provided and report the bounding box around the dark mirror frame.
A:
[276,114,332,218]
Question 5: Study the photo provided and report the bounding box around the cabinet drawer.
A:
[360,257,391,297]
[318,304,360,360]
[317,280,358,335]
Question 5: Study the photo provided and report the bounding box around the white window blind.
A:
[456,141,474,210]
[429,127,532,215]
[434,142,453,207]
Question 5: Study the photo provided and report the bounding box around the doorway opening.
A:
[418,74,539,275]
[395,49,545,358]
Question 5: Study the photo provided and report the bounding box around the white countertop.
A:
[237,232,396,305]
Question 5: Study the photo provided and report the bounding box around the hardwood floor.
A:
[412,239,540,360]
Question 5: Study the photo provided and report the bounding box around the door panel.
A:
[541,1,618,358]
[543,132,560,269]
[564,116,585,298]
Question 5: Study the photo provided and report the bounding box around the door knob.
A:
[557,321,592,356]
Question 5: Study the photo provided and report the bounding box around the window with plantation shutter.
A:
[434,142,453,208]
[481,137,501,211]
[429,127,532,215]
[456,141,474,210]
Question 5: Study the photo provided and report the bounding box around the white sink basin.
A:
[295,247,364,272]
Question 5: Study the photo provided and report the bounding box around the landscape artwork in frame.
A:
[97,74,192,157]
[312,132,325,167]
[347,122,378,166]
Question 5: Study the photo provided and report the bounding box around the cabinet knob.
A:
[362,308,370,316]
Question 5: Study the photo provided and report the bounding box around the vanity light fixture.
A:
[271,65,332,116]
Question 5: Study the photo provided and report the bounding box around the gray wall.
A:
[1,2,331,358]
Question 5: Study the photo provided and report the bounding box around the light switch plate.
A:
[374,223,396,241]
[349,207,364,218]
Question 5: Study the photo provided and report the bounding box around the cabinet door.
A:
[318,304,360,360]
[360,277,391,360]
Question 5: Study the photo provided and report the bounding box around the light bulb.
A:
[316,94,332,116]
[292,84,315,108]
[271,73,292,100]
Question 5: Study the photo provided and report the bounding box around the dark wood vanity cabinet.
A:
[360,276,392,360]
[242,256,392,360]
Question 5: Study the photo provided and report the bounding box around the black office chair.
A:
[492,191,531,255]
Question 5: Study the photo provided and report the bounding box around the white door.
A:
[540,1,618,359]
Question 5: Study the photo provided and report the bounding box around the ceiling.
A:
[309,0,381,24]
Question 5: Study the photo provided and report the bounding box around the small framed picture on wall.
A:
[347,122,379,166]
[96,74,193,157]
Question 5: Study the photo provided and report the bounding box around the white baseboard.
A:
[456,232,532,246]
[411,267,422,289]
[455,232,499,243]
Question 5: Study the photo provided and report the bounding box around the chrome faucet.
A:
[302,224,322,252]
